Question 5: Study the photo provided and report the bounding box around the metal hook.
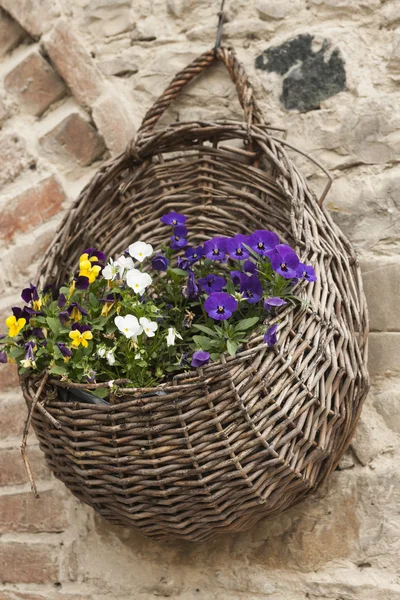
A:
[214,0,226,57]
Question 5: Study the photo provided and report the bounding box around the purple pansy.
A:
[185,246,204,264]
[184,271,199,299]
[66,302,88,321]
[56,342,72,358]
[264,323,278,346]
[297,263,317,282]
[100,292,122,304]
[239,273,263,304]
[266,244,300,279]
[75,275,90,290]
[31,327,46,339]
[152,254,169,271]
[226,235,250,260]
[198,274,226,294]
[57,293,67,308]
[191,350,210,368]
[177,256,191,271]
[204,292,237,321]
[203,237,227,261]
[248,230,279,255]
[12,306,35,322]
[84,369,97,384]
[264,297,287,309]
[24,341,36,361]
[21,283,39,304]
[0,350,7,363]
[161,211,187,226]
[170,225,188,250]
[59,311,70,325]
[230,270,242,287]
[243,259,257,274]
[71,323,92,333]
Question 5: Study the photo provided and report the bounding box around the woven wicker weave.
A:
[21,46,369,541]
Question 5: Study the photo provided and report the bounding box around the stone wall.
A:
[0,0,399,598]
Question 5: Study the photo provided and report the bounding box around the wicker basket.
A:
[21,46,369,541]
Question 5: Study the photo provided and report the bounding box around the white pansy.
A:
[166,327,183,347]
[115,255,134,277]
[126,268,152,295]
[114,315,143,339]
[97,347,107,358]
[102,259,120,281]
[21,359,36,368]
[128,241,153,263]
[139,317,158,338]
[134,352,142,360]
[106,350,116,365]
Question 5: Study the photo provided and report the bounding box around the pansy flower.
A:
[170,225,188,250]
[5,315,26,338]
[198,274,226,294]
[226,234,250,260]
[151,255,169,271]
[79,253,102,284]
[21,341,36,368]
[114,315,143,340]
[185,246,204,264]
[264,323,278,346]
[100,293,121,317]
[139,317,158,338]
[191,350,210,368]
[69,323,93,348]
[243,259,257,274]
[239,273,263,304]
[84,369,97,384]
[128,241,153,263]
[248,230,279,255]
[266,244,300,279]
[297,263,317,282]
[166,327,183,347]
[21,284,42,311]
[66,302,88,322]
[102,258,121,281]
[177,256,191,271]
[204,237,227,261]
[12,306,34,323]
[161,212,187,226]
[264,297,287,310]
[57,293,67,308]
[56,342,72,361]
[59,311,70,325]
[82,249,107,264]
[204,292,237,321]
[0,351,7,364]
[183,271,199,299]
[126,269,152,295]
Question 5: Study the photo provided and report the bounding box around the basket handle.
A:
[136,46,264,136]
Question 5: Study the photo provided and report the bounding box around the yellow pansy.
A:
[69,328,93,348]
[79,253,101,284]
[5,316,26,338]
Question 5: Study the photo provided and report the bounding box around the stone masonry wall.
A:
[0,0,399,598]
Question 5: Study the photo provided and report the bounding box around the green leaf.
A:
[169,268,188,277]
[49,365,68,376]
[234,317,259,331]
[89,293,99,307]
[192,335,212,350]
[46,317,61,336]
[192,324,218,337]
[210,352,221,361]
[91,387,109,399]
[226,340,238,356]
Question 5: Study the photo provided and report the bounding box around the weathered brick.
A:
[0,0,60,37]
[43,20,104,106]
[0,395,26,438]
[0,542,59,583]
[362,257,400,332]
[368,333,400,376]
[0,133,34,187]
[0,8,25,57]
[0,592,88,600]
[0,96,9,124]
[0,446,50,486]
[92,92,136,154]
[40,113,105,166]
[0,490,66,533]
[0,363,20,391]
[5,51,67,117]
[0,176,66,243]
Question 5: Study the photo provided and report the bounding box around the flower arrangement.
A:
[0,213,316,398]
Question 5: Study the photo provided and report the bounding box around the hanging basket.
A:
[21,46,369,541]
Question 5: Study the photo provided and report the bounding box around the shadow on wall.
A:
[256,34,346,112]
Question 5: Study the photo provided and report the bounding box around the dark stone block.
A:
[255,34,346,112]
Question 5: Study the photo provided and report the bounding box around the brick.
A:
[0,133,34,187]
[0,395,26,439]
[368,333,400,377]
[92,92,136,154]
[0,593,89,600]
[0,542,59,583]
[0,176,66,243]
[0,8,25,57]
[43,20,104,106]
[5,51,67,117]
[0,446,50,486]
[0,363,20,391]
[40,113,105,166]
[0,490,66,533]
[0,0,60,37]
[362,257,400,332]
[0,96,9,125]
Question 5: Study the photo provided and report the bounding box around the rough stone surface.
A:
[0,176,66,242]
[40,113,105,166]
[4,50,67,116]
[0,1,399,599]
[0,7,24,57]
